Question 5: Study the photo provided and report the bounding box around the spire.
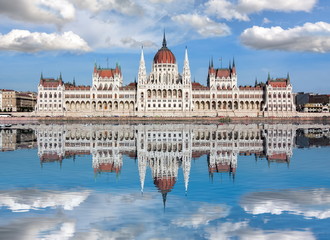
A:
[140,45,145,62]
[59,72,62,80]
[138,46,147,84]
[210,57,214,68]
[229,60,232,69]
[267,72,271,81]
[232,57,235,68]
[183,46,191,85]
[182,158,191,194]
[184,46,189,63]
[287,72,290,84]
[40,72,43,80]
[73,77,76,87]
[162,30,167,48]
[255,77,258,86]
[162,192,167,210]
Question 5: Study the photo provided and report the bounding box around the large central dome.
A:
[153,33,176,64]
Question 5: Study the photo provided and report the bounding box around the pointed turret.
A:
[287,72,290,84]
[39,72,43,84]
[138,46,147,84]
[59,72,62,80]
[182,158,191,194]
[232,57,236,74]
[267,72,271,82]
[162,30,167,48]
[182,47,191,85]
[73,77,76,87]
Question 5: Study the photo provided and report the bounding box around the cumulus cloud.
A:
[172,204,229,228]
[172,14,231,37]
[204,0,249,21]
[205,221,316,240]
[238,0,317,14]
[0,218,76,240]
[0,29,92,53]
[121,37,157,48]
[71,0,144,16]
[0,189,90,212]
[240,21,330,53]
[240,188,330,219]
[204,0,317,21]
[0,0,75,25]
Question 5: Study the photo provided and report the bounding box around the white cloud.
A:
[0,189,90,212]
[206,221,316,240]
[240,21,330,53]
[0,29,92,53]
[0,218,76,240]
[238,0,317,13]
[70,0,144,16]
[204,0,317,21]
[172,14,231,37]
[204,0,249,21]
[263,17,271,24]
[240,188,330,219]
[121,37,157,48]
[0,0,75,25]
[172,204,229,228]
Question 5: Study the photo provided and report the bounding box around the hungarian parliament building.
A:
[35,35,296,117]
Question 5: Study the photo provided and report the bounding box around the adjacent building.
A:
[0,89,37,112]
[295,92,330,113]
[35,34,296,117]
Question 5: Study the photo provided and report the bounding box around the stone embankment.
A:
[1,115,330,125]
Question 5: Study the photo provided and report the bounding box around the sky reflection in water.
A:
[0,123,329,240]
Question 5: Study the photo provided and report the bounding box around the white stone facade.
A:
[35,37,296,117]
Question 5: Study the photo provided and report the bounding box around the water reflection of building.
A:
[0,128,36,152]
[32,123,330,201]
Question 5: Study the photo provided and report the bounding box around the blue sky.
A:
[0,0,329,93]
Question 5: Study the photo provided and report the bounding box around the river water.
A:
[0,123,329,240]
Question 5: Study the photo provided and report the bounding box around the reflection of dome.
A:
[154,176,176,209]
[153,33,176,64]
[154,176,176,193]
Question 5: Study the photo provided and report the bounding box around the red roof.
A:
[40,78,63,88]
[95,65,121,78]
[154,47,176,64]
[94,163,121,173]
[192,82,209,90]
[154,176,176,193]
[268,78,288,88]
[216,69,230,78]
[267,153,288,161]
[269,81,287,87]
[65,85,91,90]
[119,82,137,90]
[239,86,262,90]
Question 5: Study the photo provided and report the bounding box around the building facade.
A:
[35,35,296,117]
[0,89,37,112]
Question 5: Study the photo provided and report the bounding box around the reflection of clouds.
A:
[172,204,229,228]
[0,218,75,240]
[0,189,90,212]
[205,221,315,240]
[240,188,330,219]
[0,189,230,239]
[0,189,321,239]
